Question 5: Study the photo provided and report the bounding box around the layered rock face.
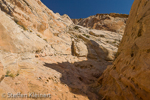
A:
[98,0,150,100]
[0,0,73,53]
[72,13,128,34]
[0,0,124,100]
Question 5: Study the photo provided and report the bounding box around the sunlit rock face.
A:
[98,0,150,100]
[0,0,128,100]
[72,13,128,34]
[0,0,73,53]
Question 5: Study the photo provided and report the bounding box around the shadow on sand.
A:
[44,40,112,100]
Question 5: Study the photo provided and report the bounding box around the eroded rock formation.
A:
[0,0,124,100]
[98,0,150,100]
[1,0,148,100]
[72,13,128,34]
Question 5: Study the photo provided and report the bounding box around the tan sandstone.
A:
[0,0,137,100]
[97,0,150,100]
[72,13,128,34]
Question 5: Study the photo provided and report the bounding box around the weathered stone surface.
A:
[0,11,46,53]
[73,40,88,57]
[98,0,150,100]
[72,13,128,34]
[0,0,127,100]
[0,0,73,41]
[69,25,122,60]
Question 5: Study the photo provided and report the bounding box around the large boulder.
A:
[73,40,88,57]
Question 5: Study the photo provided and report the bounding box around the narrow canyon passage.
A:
[3,0,150,100]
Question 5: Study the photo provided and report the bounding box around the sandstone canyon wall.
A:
[98,0,150,100]
[72,13,128,34]
[0,0,123,100]
[0,0,73,53]
[1,0,149,100]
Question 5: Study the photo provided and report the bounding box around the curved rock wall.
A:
[98,0,150,100]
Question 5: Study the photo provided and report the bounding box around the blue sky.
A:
[41,0,134,19]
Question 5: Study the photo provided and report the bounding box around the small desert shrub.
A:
[100,35,105,38]
[15,20,28,31]
[14,18,19,23]
[83,34,90,38]
[106,41,109,43]
[16,71,20,76]
[113,40,117,43]
[21,25,27,30]
[74,26,79,30]
[37,34,41,38]
[5,71,15,78]
[9,73,15,78]
[44,39,48,42]
[6,70,10,76]
[35,49,41,53]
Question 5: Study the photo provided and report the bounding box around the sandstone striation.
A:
[98,0,150,100]
[72,13,128,34]
[0,0,133,100]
